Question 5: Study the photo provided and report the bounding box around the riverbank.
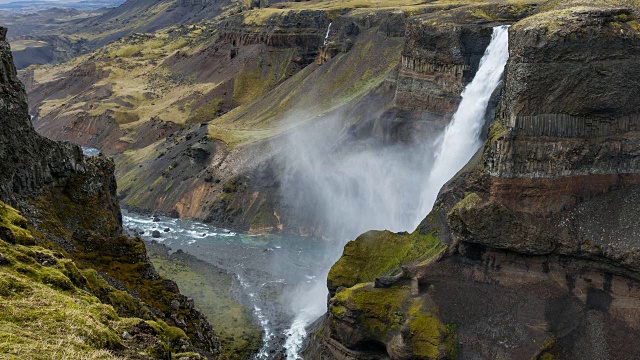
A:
[123,210,339,358]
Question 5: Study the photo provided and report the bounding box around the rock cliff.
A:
[314,3,640,360]
[22,1,540,237]
[0,26,221,359]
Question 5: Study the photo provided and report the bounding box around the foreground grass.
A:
[0,202,193,360]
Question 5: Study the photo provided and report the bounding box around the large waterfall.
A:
[415,25,510,221]
[282,25,510,358]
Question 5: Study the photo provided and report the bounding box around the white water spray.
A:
[323,23,332,46]
[281,25,510,358]
[415,25,510,220]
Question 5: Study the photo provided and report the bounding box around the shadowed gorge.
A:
[2,0,640,359]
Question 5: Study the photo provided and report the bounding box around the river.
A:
[121,210,339,359]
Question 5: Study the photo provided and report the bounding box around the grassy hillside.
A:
[207,27,404,147]
[0,202,200,360]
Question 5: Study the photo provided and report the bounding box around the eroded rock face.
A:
[314,4,640,360]
[0,27,85,202]
[396,4,538,115]
[0,26,221,358]
[489,7,640,179]
[397,23,492,114]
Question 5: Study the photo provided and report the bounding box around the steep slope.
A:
[0,26,221,358]
[314,2,640,359]
[8,0,252,69]
[24,0,539,237]
[146,241,263,359]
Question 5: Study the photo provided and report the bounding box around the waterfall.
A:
[415,25,510,221]
[281,25,510,358]
[323,23,332,46]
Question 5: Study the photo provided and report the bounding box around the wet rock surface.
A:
[311,3,640,360]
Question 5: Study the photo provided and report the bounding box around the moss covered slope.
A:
[0,201,199,360]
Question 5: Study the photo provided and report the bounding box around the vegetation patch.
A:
[0,202,34,245]
[328,230,444,291]
[333,283,411,339]
[406,299,457,359]
[147,243,262,359]
[0,202,189,359]
[188,98,224,124]
[113,44,144,58]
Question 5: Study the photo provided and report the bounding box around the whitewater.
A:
[283,25,510,358]
[415,25,510,222]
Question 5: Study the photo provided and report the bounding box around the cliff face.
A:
[316,4,640,360]
[396,3,538,116]
[0,27,221,359]
[24,2,539,237]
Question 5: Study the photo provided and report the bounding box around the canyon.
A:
[0,25,221,359]
[2,0,640,359]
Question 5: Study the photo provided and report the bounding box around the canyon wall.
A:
[0,26,221,359]
[314,4,640,360]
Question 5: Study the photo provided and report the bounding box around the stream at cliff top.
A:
[122,210,338,359]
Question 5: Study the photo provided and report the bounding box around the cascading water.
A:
[281,25,510,358]
[323,23,332,46]
[415,25,510,221]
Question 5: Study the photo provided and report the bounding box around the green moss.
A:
[148,246,262,359]
[406,299,457,359]
[0,234,139,359]
[472,8,500,21]
[0,272,31,296]
[233,62,271,105]
[113,44,144,58]
[409,312,442,358]
[330,282,458,358]
[328,230,444,291]
[188,98,224,124]
[111,111,140,124]
[449,192,483,215]
[40,266,75,291]
[332,283,411,338]
[80,268,145,317]
[330,305,347,317]
[147,318,188,344]
[0,202,35,245]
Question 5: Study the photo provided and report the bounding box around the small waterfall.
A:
[415,25,510,221]
[323,23,332,46]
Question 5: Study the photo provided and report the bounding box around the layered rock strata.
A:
[314,5,640,360]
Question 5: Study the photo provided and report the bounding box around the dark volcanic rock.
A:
[313,4,640,360]
[0,26,221,358]
[0,28,85,204]
[0,226,16,244]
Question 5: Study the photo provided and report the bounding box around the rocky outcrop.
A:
[395,3,538,115]
[0,26,221,358]
[314,4,640,360]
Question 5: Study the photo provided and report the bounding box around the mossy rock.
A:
[328,230,444,292]
[332,283,412,339]
[330,284,457,359]
[0,201,196,359]
[0,202,34,245]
